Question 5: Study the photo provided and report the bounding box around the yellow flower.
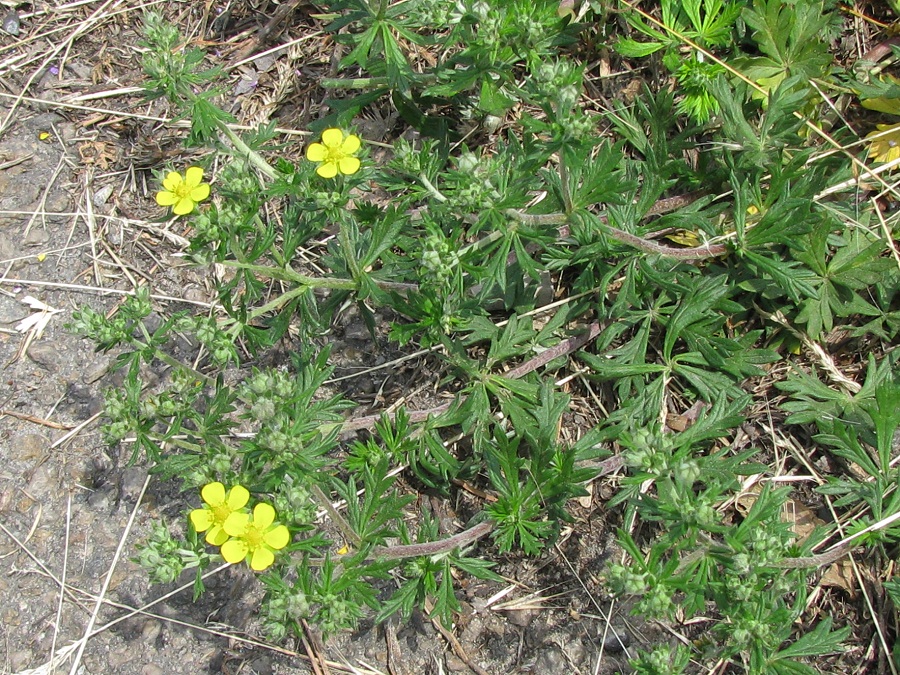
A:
[156,166,210,215]
[190,482,250,546]
[305,128,361,178]
[866,123,900,164]
[221,502,290,571]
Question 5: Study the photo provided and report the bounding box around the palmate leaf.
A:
[737,0,833,84]
[768,617,850,663]
[739,250,818,302]
[792,228,887,338]
[661,275,731,361]
[779,354,898,428]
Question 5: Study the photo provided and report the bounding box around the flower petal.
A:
[250,547,275,571]
[221,539,248,564]
[226,485,250,509]
[338,157,360,175]
[316,162,338,179]
[321,128,344,148]
[190,508,213,531]
[190,183,210,202]
[184,166,205,188]
[201,482,226,507]
[156,190,178,206]
[263,524,290,550]
[162,171,183,192]
[340,134,361,154]
[223,512,250,536]
[173,197,195,215]
[206,524,230,546]
[306,142,326,162]
[253,503,276,528]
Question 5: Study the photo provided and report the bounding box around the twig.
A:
[0,409,73,430]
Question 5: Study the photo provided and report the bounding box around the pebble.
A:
[445,654,468,672]
[506,607,536,627]
[141,665,165,675]
[141,619,162,643]
[343,320,370,341]
[0,232,24,273]
[92,184,114,206]
[26,462,56,498]
[83,358,111,383]
[24,227,50,246]
[26,341,60,371]
[601,627,631,653]
[533,645,568,671]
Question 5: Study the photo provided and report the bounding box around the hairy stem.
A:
[219,124,278,181]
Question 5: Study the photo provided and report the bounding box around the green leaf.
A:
[479,79,516,115]
[614,37,666,58]
[769,617,849,662]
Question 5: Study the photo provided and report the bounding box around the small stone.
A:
[24,227,50,246]
[141,619,162,643]
[46,190,71,213]
[445,654,468,672]
[245,656,273,675]
[141,665,165,675]
[26,462,56,499]
[0,232,21,273]
[0,296,26,324]
[83,359,111,383]
[343,320,370,341]
[2,606,20,626]
[533,645,567,671]
[92,184,114,206]
[601,628,631,653]
[26,341,59,371]
[506,607,536,627]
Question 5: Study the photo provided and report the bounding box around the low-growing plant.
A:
[68,1,900,671]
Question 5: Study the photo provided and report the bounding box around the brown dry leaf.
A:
[783,498,825,542]
[577,481,593,508]
[734,484,762,517]
[820,559,857,597]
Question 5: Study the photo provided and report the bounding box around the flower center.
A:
[244,525,265,550]
[212,504,230,522]
[325,147,345,163]
[173,182,193,199]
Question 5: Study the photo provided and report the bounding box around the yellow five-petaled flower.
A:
[221,502,290,571]
[190,482,250,546]
[305,128,361,178]
[156,166,210,215]
[866,123,900,164]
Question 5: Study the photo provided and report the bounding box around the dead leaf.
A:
[821,559,856,597]
[15,296,62,338]
[783,498,825,542]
